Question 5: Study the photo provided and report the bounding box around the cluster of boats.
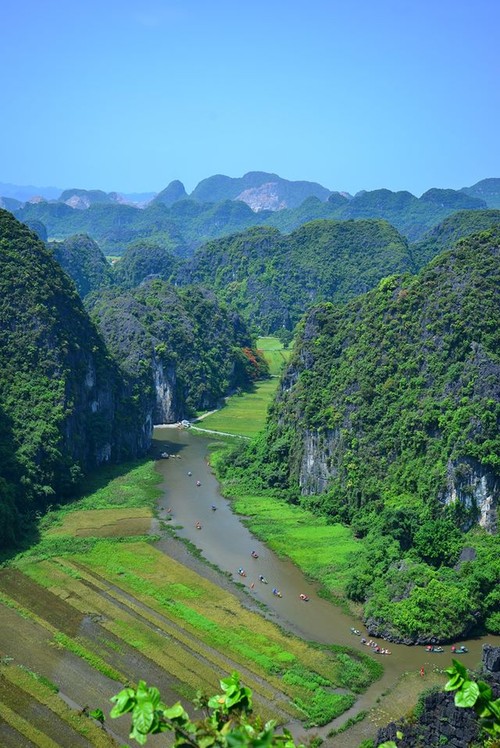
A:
[426,645,469,654]
[349,628,469,655]
[238,555,309,601]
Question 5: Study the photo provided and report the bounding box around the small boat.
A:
[259,575,268,584]
[426,645,444,653]
[238,568,247,577]
[452,645,469,654]
[350,627,361,635]
[299,594,309,601]
[250,551,259,558]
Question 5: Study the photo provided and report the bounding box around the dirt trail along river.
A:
[153,427,500,742]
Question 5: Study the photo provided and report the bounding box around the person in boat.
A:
[251,550,258,558]
[196,480,201,486]
[238,568,246,577]
[451,645,456,653]
[195,521,202,529]
[361,637,367,644]
[299,593,309,601]
[211,504,217,511]
[187,471,192,476]
[259,575,267,583]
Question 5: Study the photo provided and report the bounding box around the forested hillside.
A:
[181,219,413,332]
[226,229,500,642]
[0,210,149,547]
[410,208,500,269]
[49,234,113,298]
[87,281,268,422]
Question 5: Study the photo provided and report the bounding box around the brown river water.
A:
[153,427,499,745]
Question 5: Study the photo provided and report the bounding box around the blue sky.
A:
[1,0,499,196]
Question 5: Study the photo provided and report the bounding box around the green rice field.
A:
[0,455,377,745]
[195,337,291,437]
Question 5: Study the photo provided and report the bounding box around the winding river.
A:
[153,427,499,745]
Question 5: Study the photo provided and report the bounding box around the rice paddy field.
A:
[195,337,291,437]
[0,456,378,747]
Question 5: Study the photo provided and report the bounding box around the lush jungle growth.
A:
[0,210,148,548]
[219,229,500,642]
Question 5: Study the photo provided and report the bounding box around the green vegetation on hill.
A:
[88,281,269,420]
[188,170,331,207]
[49,234,113,298]
[461,177,500,209]
[183,219,413,333]
[410,209,500,269]
[220,229,500,641]
[111,239,180,289]
[0,210,148,548]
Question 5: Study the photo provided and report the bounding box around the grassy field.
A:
[196,378,279,437]
[256,336,292,376]
[0,456,379,744]
[195,337,291,437]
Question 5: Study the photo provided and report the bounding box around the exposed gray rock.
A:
[441,457,498,533]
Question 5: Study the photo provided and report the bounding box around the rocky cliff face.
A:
[152,357,180,424]
[236,183,287,211]
[442,457,498,533]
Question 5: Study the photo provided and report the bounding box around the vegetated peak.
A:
[461,177,500,208]
[150,180,188,207]
[410,208,500,270]
[48,233,113,298]
[184,218,412,333]
[419,187,486,209]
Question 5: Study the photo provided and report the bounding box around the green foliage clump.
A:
[445,660,500,740]
[49,233,113,298]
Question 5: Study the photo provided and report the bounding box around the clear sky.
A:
[1,0,499,196]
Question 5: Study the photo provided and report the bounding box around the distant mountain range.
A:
[2,173,500,212]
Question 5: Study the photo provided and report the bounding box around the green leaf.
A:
[132,701,155,734]
[454,680,480,708]
[110,692,135,718]
[163,703,189,720]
